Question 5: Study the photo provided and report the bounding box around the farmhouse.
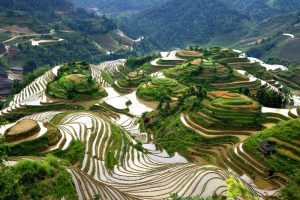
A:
[260,141,276,156]
[0,79,12,99]
[0,71,8,79]
[10,67,23,74]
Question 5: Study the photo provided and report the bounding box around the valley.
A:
[0,46,299,199]
[0,0,299,200]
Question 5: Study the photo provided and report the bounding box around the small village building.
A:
[10,67,23,74]
[0,79,12,99]
[8,45,19,55]
[0,71,8,79]
[260,141,276,157]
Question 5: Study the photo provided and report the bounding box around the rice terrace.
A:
[0,47,299,200]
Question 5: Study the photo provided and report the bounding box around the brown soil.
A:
[207,91,229,99]
[128,71,138,78]
[6,119,39,136]
[254,176,275,189]
[177,50,202,57]
[68,74,84,83]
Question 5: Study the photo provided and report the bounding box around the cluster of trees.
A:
[17,34,134,68]
[0,138,77,199]
[222,0,300,20]
[0,0,72,13]
[256,86,287,108]
[71,0,167,13]
[118,0,247,48]
[126,54,156,70]
[66,8,116,34]
[246,37,277,58]
[0,0,118,35]
[281,169,300,200]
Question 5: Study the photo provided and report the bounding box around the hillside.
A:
[1,50,292,199]
[245,13,300,63]
[70,0,167,14]
[221,0,300,20]
[0,0,140,72]
[117,0,249,48]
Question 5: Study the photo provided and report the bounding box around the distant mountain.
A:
[69,0,167,14]
[221,0,300,20]
[0,0,116,34]
[242,11,300,62]
[117,0,249,48]
[0,0,139,69]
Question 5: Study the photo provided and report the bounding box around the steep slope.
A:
[118,0,249,49]
[222,0,300,20]
[239,11,300,62]
[0,0,140,71]
[70,0,167,13]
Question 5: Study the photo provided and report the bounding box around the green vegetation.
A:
[116,70,150,92]
[47,61,107,100]
[0,113,27,125]
[161,49,250,90]
[137,77,186,101]
[105,124,130,170]
[191,91,263,128]
[244,119,300,195]
[101,71,114,85]
[281,169,300,200]
[0,155,77,200]
[126,54,157,70]
[256,86,287,108]
[273,62,300,89]
[53,140,85,165]
[146,112,238,156]
[222,0,300,20]
[8,124,61,156]
[244,119,300,176]
[0,137,10,165]
[118,0,247,48]
[170,194,219,200]
[226,176,258,200]
[144,89,239,157]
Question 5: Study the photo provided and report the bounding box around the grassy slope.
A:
[0,155,77,200]
[244,119,300,175]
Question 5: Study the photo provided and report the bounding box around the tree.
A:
[256,86,287,108]
[226,176,259,200]
[239,87,250,96]
[23,60,38,75]
[281,169,300,200]
[0,137,10,166]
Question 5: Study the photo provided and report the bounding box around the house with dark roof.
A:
[260,141,276,157]
[10,67,23,74]
[0,71,8,79]
[0,79,12,99]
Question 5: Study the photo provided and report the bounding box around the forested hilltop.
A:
[116,0,300,63]
[221,0,300,20]
[118,0,248,49]
[70,0,167,14]
[0,0,148,74]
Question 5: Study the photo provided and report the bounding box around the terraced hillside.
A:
[137,77,187,102]
[46,62,107,100]
[188,91,263,129]
[115,70,149,93]
[0,47,299,199]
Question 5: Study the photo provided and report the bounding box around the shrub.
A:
[0,156,77,199]
[53,140,85,165]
